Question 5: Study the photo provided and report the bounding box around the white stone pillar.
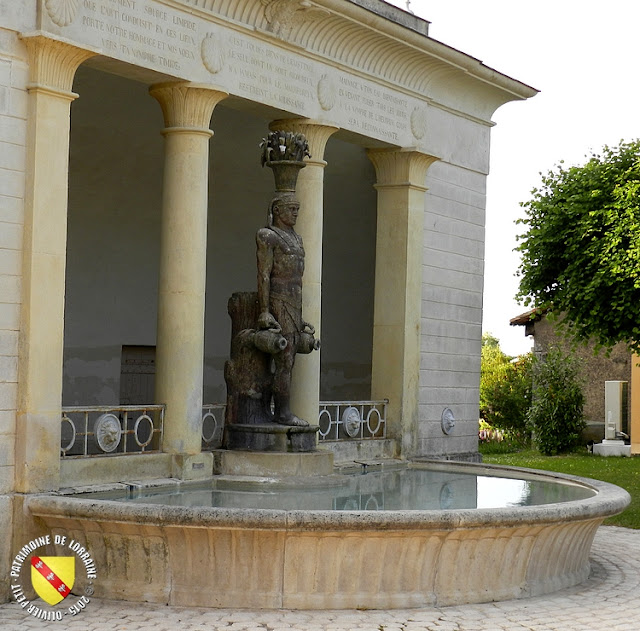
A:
[367,149,438,458]
[269,120,338,426]
[150,83,227,466]
[15,35,95,493]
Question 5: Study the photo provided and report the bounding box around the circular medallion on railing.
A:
[134,414,154,448]
[318,408,332,438]
[441,407,455,435]
[201,412,219,444]
[95,413,122,453]
[342,406,361,438]
[61,415,76,454]
[366,407,383,436]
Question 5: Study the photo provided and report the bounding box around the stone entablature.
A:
[32,0,534,171]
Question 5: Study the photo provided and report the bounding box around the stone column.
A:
[15,35,95,493]
[366,149,438,458]
[269,120,338,426]
[149,83,227,473]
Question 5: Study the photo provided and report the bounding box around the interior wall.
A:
[65,66,164,405]
[320,139,377,400]
[63,66,376,407]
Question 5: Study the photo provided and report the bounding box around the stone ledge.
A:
[212,448,334,477]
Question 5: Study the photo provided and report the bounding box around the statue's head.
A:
[269,192,300,228]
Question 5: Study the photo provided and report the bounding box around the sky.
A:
[386,0,640,356]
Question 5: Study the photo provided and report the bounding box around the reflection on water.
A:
[79,468,596,511]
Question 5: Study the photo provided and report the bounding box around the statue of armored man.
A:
[223,131,320,442]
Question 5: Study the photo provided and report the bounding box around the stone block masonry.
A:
[0,49,28,496]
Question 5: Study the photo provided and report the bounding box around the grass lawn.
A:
[481,449,640,529]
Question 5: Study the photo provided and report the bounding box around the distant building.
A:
[511,309,640,448]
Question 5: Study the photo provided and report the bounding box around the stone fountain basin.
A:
[25,461,630,609]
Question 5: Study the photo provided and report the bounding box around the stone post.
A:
[268,120,338,427]
[149,83,227,475]
[15,35,95,493]
[366,149,438,458]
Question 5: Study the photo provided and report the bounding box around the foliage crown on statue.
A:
[260,130,311,192]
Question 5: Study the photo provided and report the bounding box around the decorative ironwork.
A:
[318,400,388,441]
[133,414,155,448]
[201,404,225,450]
[61,398,387,457]
[60,406,164,457]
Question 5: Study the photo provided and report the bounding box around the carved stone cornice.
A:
[21,33,95,96]
[171,0,536,118]
[269,119,338,165]
[149,82,229,131]
[261,0,329,40]
[367,148,438,190]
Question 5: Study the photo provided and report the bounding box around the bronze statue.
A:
[224,131,319,436]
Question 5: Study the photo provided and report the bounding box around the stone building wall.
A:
[0,20,30,495]
[0,2,32,601]
[531,317,632,431]
[419,162,486,459]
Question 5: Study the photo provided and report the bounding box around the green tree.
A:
[528,347,585,455]
[516,140,640,352]
[480,333,509,418]
[480,334,533,437]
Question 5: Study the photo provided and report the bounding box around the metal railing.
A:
[318,400,388,442]
[61,399,387,457]
[61,405,164,457]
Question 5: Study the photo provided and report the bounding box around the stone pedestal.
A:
[593,439,631,457]
[213,448,334,477]
[225,423,319,452]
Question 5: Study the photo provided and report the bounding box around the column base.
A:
[171,453,214,480]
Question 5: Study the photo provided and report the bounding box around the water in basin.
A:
[79,467,596,511]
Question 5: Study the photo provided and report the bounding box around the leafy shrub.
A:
[527,347,585,455]
[480,334,533,438]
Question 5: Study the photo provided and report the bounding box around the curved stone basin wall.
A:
[25,463,630,609]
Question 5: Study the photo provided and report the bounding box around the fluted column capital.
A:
[367,148,438,191]
[269,119,338,166]
[21,33,95,98]
[150,82,228,133]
